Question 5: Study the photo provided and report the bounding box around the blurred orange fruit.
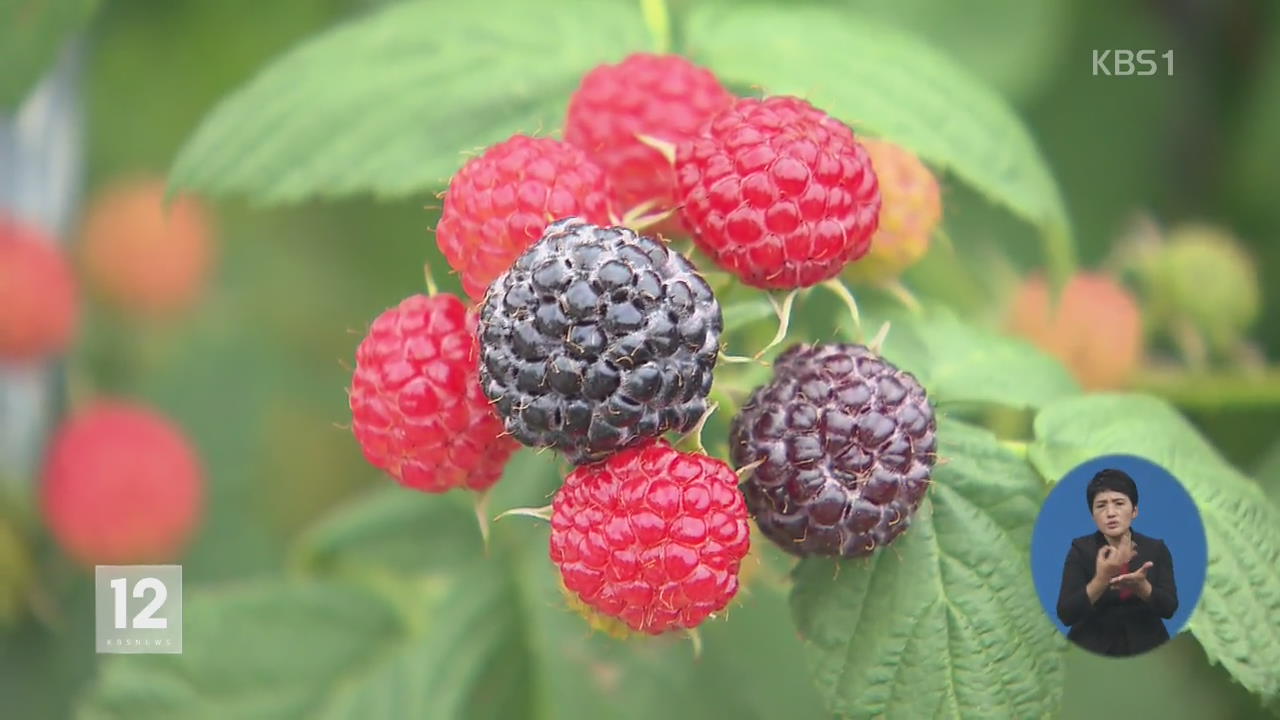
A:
[844,139,941,285]
[1007,272,1143,390]
[0,214,78,362]
[79,177,215,318]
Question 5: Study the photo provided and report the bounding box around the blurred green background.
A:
[2,0,1279,717]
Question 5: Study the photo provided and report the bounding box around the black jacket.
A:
[1056,530,1178,656]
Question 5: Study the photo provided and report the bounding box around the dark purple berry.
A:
[478,218,722,464]
[729,343,936,557]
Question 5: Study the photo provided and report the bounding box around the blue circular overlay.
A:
[1030,454,1207,643]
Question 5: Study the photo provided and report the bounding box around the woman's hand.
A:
[1087,541,1135,604]
[1095,540,1134,581]
[1110,561,1155,600]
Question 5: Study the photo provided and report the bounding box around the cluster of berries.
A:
[1003,221,1261,391]
[349,53,941,636]
[0,179,216,362]
[0,178,213,573]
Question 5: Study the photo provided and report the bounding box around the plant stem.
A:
[999,439,1030,460]
[1133,368,1280,409]
[640,0,672,53]
[1044,221,1077,294]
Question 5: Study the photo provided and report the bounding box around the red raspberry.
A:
[550,439,750,635]
[0,214,78,362]
[565,53,733,227]
[435,136,613,300]
[41,401,203,567]
[349,293,518,492]
[844,139,941,285]
[675,96,881,289]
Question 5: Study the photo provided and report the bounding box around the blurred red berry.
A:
[565,53,733,230]
[676,96,881,289]
[550,439,750,635]
[41,401,204,567]
[0,214,78,362]
[80,177,215,319]
[435,136,613,300]
[349,293,518,493]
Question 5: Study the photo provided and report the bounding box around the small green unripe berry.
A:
[1142,224,1259,356]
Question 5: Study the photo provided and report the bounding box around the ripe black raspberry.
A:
[478,218,722,464]
[729,343,936,557]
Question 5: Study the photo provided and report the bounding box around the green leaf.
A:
[289,448,566,577]
[503,526,828,720]
[314,567,523,720]
[693,565,830,719]
[857,307,1081,410]
[1256,441,1280,510]
[1227,14,1280,229]
[504,535,702,720]
[79,580,408,719]
[720,295,777,335]
[80,434,821,720]
[1030,394,1280,708]
[686,3,1075,282]
[790,419,1064,719]
[0,0,98,108]
[79,453,830,719]
[838,0,1070,102]
[292,486,484,576]
[169,0,646,203]
[849,0,1070,101]
[79,568,532,720]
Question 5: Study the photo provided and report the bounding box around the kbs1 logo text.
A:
[1092,50,1174,76]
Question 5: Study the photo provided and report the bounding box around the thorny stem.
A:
[867,322,892,355]
[493,504,554,523]
[620,198,660,224]
[676,402,718,454]
[685,627,703,660]
[472,489,492,555]
[423,261,439,297]
[735,457,766,480]
[820,279,863,342]
[753,289,799,359]
[884,280,923,316]
[636,133,677,166]
[639,0,672,54]
[626,207,677,233]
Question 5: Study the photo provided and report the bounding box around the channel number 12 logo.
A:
[95,565,183,653]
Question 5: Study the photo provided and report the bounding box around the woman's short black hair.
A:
[1087,469,1139,509]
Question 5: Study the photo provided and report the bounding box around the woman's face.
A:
[1091,489,1137,538]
